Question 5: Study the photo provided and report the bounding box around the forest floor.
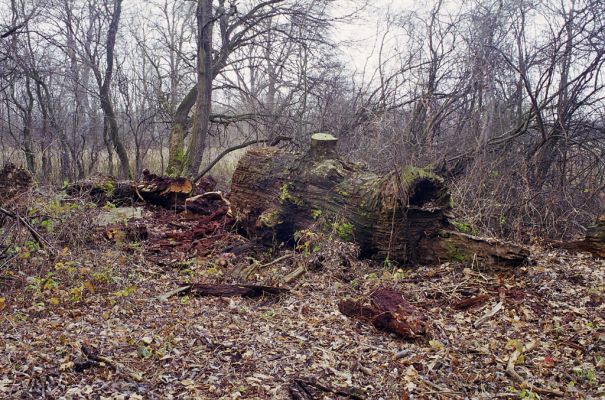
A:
[1,192,605,400]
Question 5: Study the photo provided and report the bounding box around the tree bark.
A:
[230,134,529,268]
[185,0,213,177]
[166,86,196,176]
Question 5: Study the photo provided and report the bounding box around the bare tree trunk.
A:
[185,0,213,177]
[99,0,130,178]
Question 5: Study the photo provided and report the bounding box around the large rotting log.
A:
[230,133,528,267]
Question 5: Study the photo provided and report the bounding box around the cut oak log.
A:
[230,134,529,267]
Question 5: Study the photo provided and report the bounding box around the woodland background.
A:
[1,0,604,242]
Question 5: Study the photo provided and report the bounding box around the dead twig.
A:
[506,341,564,397]
[0,207,56,255]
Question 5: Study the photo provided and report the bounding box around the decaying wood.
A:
[184,192,230,215]
[0,163,33,204]
[452,294,490,310]
[66,171,222,211]
[230,134,529,267]
[339,287,426,339]
[183,283,288,298]
[65,176,138,206]
[137,169,193,207]
[561,216,605,258]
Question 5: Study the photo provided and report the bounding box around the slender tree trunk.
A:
[100,0,130,178]
[186,0,213,177]
[15,78,36,174]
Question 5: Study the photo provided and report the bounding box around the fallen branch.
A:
[74,345,143,381]
[506,341,564,397]
[237,253,294,279]
[183,283,288,298]
[0,207,55,255]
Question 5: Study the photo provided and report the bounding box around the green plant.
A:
[451,220,473,234]
[332,221,354,241]
[519,389,539,400]
[278,183,303,206]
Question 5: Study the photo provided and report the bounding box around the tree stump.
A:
[230,134,529,268]
[0,164,33,205]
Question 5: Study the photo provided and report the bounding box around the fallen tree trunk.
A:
[230,133,528,267]
[561,216,605,258]
[65,170,203,208]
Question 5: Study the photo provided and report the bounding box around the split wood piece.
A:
[184,192,231,215]
[283,265,306,284]
[451,294,490,310]
[560,216,605,258]
[283,255,324,284]
[230,135,529,268]
[289,377,366,400]
[183,283,288,298]
[157,285,191,302]
[506,341,564,397]
[339,287,426,339]
[473,301,503,328]
[0,163,33,205]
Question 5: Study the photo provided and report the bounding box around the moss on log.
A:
[230,135,528,268]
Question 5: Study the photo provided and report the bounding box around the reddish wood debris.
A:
[339,287,426,339]
[451,294,490,310]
